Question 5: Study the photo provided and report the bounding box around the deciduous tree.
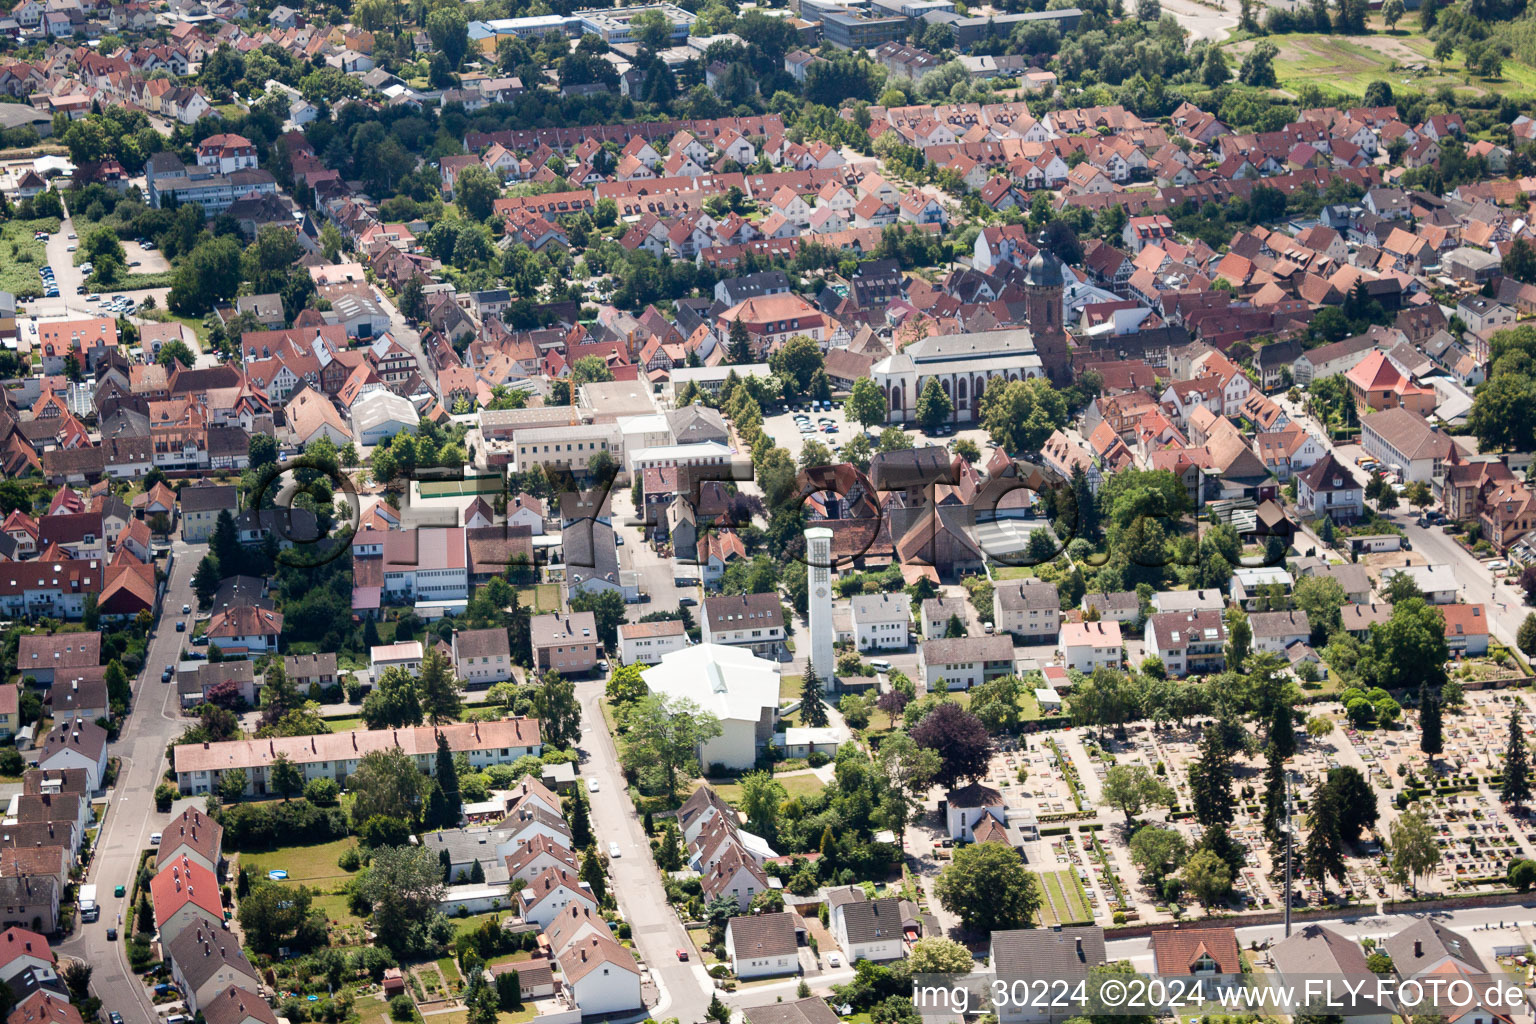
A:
[934,841,1040,931]
[1101,765,1174,823]
[910,702,993,789]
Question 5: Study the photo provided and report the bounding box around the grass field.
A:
[0,219,60,299]
[311,892,365,931]
[422,1010,536,1024]
[516,584,561,614]
[780,673,803,701]
[701,772,826,805]
[1035,869,1093,926]
[1226,29,1536,97]
[452,909,515,937]
[351,992,389,1024]
[320,715,363,732]
[688,926,722,963]
[240,837,359,889]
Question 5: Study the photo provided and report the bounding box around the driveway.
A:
[58,541,206,1024]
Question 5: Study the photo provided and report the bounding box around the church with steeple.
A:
[1024,242,1072,385]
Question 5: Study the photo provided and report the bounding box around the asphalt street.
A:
[575,678,860,1021]
[1273,390,1527,649]
[59,541,205,1024]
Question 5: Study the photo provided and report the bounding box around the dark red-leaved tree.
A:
[911,702,994,789]
[205,679,247,712]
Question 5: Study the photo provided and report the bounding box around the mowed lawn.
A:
[700,773,826,805]
[240,837,359,889]
[1226,31,1536,96]
[516,584,561,613]
[780,674,802,702]
[1035,869,1093,926]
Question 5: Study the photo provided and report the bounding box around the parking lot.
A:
[761,401,855,466]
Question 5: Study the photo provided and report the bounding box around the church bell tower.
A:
[1024,240,1071,385]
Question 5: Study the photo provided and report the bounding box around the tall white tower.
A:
[805,526,835,692]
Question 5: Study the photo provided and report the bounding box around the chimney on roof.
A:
[1415,940,1422,958]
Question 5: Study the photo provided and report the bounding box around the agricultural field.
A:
[1226,30,1536,97]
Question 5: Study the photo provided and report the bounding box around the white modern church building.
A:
[640,644,780,771]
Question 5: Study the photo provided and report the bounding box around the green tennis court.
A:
[416,477,505,497]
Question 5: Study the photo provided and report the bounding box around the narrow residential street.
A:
[1275,387,1528,647]
[376,293,437,389]
[575,681,713,1024]
[57,540,205,1024]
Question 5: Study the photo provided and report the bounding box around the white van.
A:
[869,659,892,672]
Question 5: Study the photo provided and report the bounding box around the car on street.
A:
[109,1015,123,1024]
[676,949,689,961]
[608,842,621,858]
[65,244,75,252]
[826,952,842,966]
[87,294,99,302]
[105,928,116,941]
[114,885,125,897]
[587,777,600,793]
[66,232,75,239]
[175,620,185,632]
[161,667,173,682]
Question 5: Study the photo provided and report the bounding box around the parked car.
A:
[175,621,185,632]
[105,928,116,941]
[608,841,621,858]
[587,776,600,793]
